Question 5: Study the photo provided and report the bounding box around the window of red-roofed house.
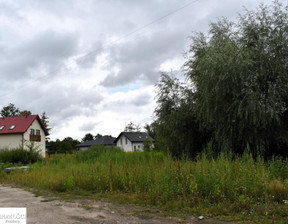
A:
[9,125,15,130]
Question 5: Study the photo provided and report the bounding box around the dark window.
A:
[30,129,35,135]
[36,129,40,135]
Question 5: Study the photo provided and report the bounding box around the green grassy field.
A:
[0,146,287,223]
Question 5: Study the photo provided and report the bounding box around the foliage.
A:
[0,146,42,164]
[153,1,288,157]
[40,112,51,132]
[57,142,74,154]
[124,121,141,132]
[1,150,287,222]
[80,133,103,142]
[154,73,211,157]
[143,123,155,139]
[62,137,80,148]
[143,138,153,152]
[185,1,288,156]
[95,133,103,139]
[0,103,20,117]
[47,137,79,154]
[19,110,32,116]
[81,133,94,142]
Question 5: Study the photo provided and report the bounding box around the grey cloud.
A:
[79,121,100,132]
[102,91,152,112]
[99,0,267,89]
[0,2,23,21]
[0,31,78,81]
[11,83,104,131]
[100,28,188,88]
[76,41,103,68]
[22,31,78,60]
[130,92,152,106]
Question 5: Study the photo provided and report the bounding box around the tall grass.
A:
[1,145,287,221]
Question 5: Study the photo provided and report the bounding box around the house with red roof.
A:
[0,115,49,157]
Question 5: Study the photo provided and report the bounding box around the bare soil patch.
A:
[0,185,201,224]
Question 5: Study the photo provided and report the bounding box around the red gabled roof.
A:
[0,115,49,136]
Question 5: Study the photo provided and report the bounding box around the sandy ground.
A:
[0,185,203,224]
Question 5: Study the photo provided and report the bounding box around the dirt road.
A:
[0,185,201,224]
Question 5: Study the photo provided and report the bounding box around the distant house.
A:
[0,115,49,157]
[75,135,116,150]
[114,132,154,152]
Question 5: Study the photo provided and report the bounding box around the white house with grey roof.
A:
[114,132,154,152]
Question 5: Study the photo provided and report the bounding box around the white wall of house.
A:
[132,142,144,151]
[116,135,133,152]
[0,134,22,150]
[79,146,89,151]
[116,135,144,152]
[23,119,46,157]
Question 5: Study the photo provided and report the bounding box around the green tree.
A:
[144,123,156,139]
[63,136,80,148]
[82,133,94,142]
[95,133,103,139]
[56,141,74,154]
[124,122,141,132]
[185,1,288,156]
[40,112,51,132]
[19,110,32,116]
[154,73,211,157]
[1,103,20,117]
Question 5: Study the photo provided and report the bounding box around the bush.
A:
[0,147,42,164]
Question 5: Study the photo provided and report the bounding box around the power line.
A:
[82,0,200,56]
[0,0,200,99]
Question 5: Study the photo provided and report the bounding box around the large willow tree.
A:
[155,1,288,157]
[184,1,288,156]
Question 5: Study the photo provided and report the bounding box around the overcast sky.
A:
[0,0,274,141]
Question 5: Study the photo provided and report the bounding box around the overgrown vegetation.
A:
[0,146,287,222]
[0,146,42,165]
[154,1,288,158]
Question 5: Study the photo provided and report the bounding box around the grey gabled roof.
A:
[114,132,154,143]
[76,135,116,148]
